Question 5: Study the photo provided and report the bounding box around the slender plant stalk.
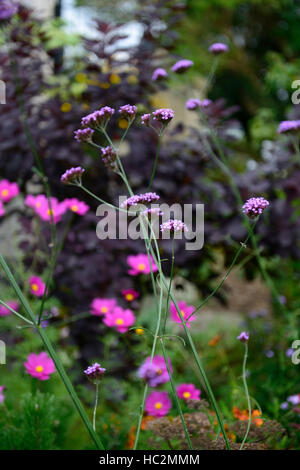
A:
[240,342,251,450]
[147,134,162,191]
[93,383,99,432]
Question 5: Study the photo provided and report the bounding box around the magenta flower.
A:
[152,108,175,124]
[81,106,115,128]
[160,219,188,233]
[102,307,135,333]
[84,363,106,383]
[29,276,46,298]
[127,254,158,276]
[0,179,19,203]
[170,301,196,328]
[0,201,5,217]
[60,167,85,185]
[186,98,212,110]
[237,331,249,343]
[152,68,168,81]
[277,120,300,134]
[25,194,47,210]
[171,59,194,73]
[209,43,229,54]
[0,300,19,317]
[121,192,160,209]
[90,298,118,316]
[0,386,5,404]
[145,391,171,417]
[119,104,137,120]
[74,128,94,142]
[176,383,201,401]
[122,289,139,302]
[242,197,269,219]
[141,113,151,126]
[24,352,55,381]
[137,355,172,387]
[64,198,89,215]
[35,197,67,223]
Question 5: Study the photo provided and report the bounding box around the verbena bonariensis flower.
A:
[170,301,195,328]
[160,219,188,233]
[242,197,269,219]
[64,198,89,215]
[102,307,135,333]
[176,383,201,401]
[0,386,5,403]
[152,108,175,124]
[209,43,229,54]
[29,276,46,298]
[119,104,137,120]
[60,166,85,185]
[287,394,300,405]
[277,120,300,134]
[127,254,158,276]
[74,127,94,142]
[141,207,163,217]
[237,331,249,343]
[0,300,19,317]
[0,201,5,217]
[0,179,19,202]
[35,197,67,223]
[152,68,168,81]
[171,59,194,73]
[84,363,106,384]
[24,352,55,381]
[141,113,151,126]
[0,1,18,21]
[122,289,139,302]
[101,146,117,169]
[137,355,173,387]
[81,106,115,128]
[186,98,212,110]
[90,298,118,316]
[120,192,160,209]
[145,390,171,417]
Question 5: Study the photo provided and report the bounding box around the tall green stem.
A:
[240,343,251,450]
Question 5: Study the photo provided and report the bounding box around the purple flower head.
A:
[277,120,300,134]
[186,98,212,110]
[141,113,151,126]
[74,128,94,143]
[286,348,294,358]
[142,207,163,218]
[138,355,172,387]
[119,104,137,120]
[120,192,160,209]
[209,43,229,55]
[0,1,18,21]
[101,146,117,170]
[171,59,194,74]
[242,197,270,219]
[81,106,115,128]
[152,68,168,81]
[0,386,5,404]
[84,363,106,383]
[152,108,174,125]
[60,167,85,185]
[237,331,249,343]
[160,219,188,233]
[287,394,300,405]
[280,401,289,410]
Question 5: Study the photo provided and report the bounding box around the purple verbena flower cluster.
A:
[237,331,249,343]
[119,104,137,120]
[242,197,270,219]
[152,108,175,123]
[74,128,94,143]
[84,363,106,383]
[101,146,117,169]
[186,98,212,110]
[60,166,85,185]
[81,106,115,128]
[121,192,160,209]
[209,43,229,55]
[160,219,188,233]
[277,120,300,134]
[171,59,194,73]
[152,68,168,81]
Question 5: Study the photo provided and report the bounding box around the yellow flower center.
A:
[70,205,78,212]
[35,365,44,372]
[60,102,72,113]
[156,368,162,375]
[126,293,134,301]
[138,263,146,271]
[116,318,124,325]
[177,310,185,319]
[135,328,144,335]
[183,392,191,399]
[47,209,54,216]
[31,283,39,291]
[1,189,9,197]
[100,306,108,313]
[155,402,162,409]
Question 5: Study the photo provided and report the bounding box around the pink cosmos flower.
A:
[90,298,118,316]
[102,307,135,333]
[0,201,5,217]
[145,391,171,417]
[31,197,67,223]
[0,300,19,317]
[170,301,196,328]
[127,254,158,276]
[29,276,46,297]
[0,386,5,404]
[176,383,201,401]
[122,289,139,302]
[0,179,20,202]
[137,355,173,387]
[24,352,55,381]
[64,198,89,215]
